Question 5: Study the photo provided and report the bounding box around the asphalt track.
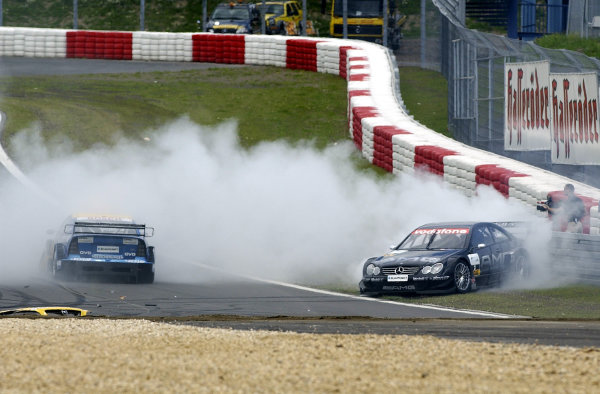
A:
[1,56,599,348]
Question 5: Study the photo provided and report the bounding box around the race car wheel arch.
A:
[51,245,66,277]
[54,244,67,260]
[453,260,472,294]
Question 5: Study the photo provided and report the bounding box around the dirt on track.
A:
[1,319,599,393]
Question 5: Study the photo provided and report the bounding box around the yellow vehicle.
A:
[330,0,405,49]
[0,307,89,316]
[256,1,315,35]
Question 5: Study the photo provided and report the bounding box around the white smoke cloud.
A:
[0,116,554,287]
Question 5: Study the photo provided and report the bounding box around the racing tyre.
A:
[138,271,155,284]
[453,261,472,294]
[514,253,530,281]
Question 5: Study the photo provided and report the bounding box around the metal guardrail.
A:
[427,0,600,189]
[549,232,600,286]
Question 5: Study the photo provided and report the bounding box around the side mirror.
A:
[469,243,486,253]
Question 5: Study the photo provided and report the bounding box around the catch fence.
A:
[396,0,600,188]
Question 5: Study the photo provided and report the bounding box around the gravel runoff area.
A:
[1,319,599,393]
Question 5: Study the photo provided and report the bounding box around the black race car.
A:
[359,222,529,296]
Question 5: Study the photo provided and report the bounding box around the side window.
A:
[471,226,493,247]
[286,4,293,16]
[489,226,509,243]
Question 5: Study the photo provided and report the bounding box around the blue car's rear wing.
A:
[65,222,155,237]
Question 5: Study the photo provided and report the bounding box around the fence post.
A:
[420,0,426,68]
[473,44,478,145]
[383,0,388,47]
[73,0,78,29]
[140,0,145,31]
[488,57,493,146]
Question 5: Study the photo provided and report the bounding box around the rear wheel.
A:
[513,253,530,281]
[454,261,472,294]
[138,271,155,284]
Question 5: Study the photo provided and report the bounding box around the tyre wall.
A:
[0,26,599,235]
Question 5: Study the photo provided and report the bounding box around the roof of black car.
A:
[418,221,481,228]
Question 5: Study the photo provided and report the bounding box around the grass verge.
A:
[0,66,348,152]
[535,33,600,59]
[398,66,450,137]
[321,284,600,319]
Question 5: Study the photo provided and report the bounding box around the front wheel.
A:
[454,261,472,294]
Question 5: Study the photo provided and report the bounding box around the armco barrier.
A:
[549,232,600,285]
[0,27,599,238]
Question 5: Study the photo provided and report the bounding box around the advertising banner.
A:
[505,61,551,151]
[550,72,600,164]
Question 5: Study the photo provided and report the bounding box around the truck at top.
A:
[329,0,406,49]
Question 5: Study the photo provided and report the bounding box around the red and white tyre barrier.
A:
[0,27,598,233]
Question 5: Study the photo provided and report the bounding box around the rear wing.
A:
[65,222,154,237]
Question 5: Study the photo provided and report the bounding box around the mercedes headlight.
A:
[430,262,444,274]
[366,263,380,276]
[421,262,444,275]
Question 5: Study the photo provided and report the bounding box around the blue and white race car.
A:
[44,214,155,284]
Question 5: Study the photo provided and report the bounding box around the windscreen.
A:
[397,228,469,250]
[333,0,382,17]
[257,4,284,16]
[212,6,250,20]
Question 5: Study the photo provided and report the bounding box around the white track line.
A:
[189,260,525,319]
[0,111,56,204]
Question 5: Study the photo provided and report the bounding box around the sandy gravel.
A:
[1,319,599,393]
